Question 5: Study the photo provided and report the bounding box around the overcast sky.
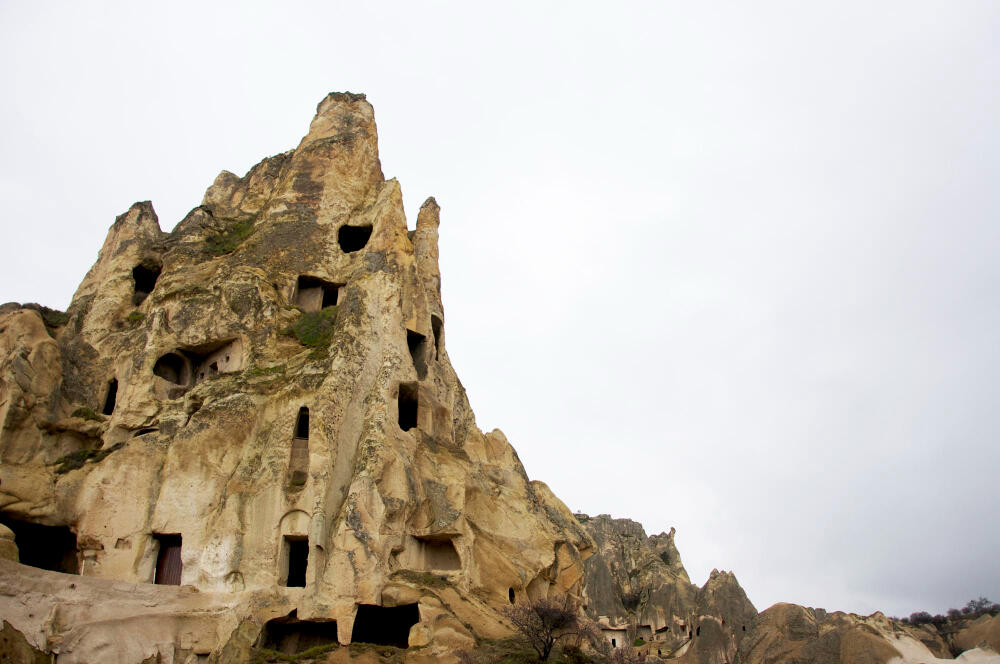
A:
[2,1,998,619]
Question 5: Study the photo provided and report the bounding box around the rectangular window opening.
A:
[398,383,418,432]
[285,536,308,587]
[153,533,182,585]
[295,406,310,439]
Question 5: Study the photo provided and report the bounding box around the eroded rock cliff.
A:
[0,92,593,663]
[576,513,756,663]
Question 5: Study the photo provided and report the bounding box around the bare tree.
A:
[502,593,591,662]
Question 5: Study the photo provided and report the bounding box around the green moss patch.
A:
[283,307,337,356]
[250,643,338,663]
[71,407,105,422]
[391,569,450,589]
[206,218,256,256]
[127,311,145,324]
[53,442,125,474]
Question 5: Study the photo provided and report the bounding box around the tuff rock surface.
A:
[0,92,593,663]
[738,603,1000,664]
[2,91,991,664]
[576,513,756,663]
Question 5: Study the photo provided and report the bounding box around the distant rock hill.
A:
[575,513,756,662]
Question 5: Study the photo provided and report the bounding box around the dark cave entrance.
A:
[153,353,187,385]
[338,225,373,253]
[153,533,182,585]
[350,604,419,648]
[261,613,338,655]
[289,407,310,486]
[295,276,339,312]
[284,536,308,588]
[0,515,78,574]
[406,330,428,379]
[132,262,162,305]
[508,588,516,604]
[431,315,443,359]
[295,407,310,440]
[102,378,118,416]
[398,383,418,432]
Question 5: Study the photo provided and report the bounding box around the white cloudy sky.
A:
[2,2,998,619]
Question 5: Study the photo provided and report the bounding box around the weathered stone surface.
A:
[575,513,756,663]
[737,603,1000,664]
[955,614,1000,655]
[0,92,594,663]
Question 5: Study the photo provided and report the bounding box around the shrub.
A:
[502,594,590,662]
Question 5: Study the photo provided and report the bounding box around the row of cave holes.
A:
[126,224,372,305]
[0,517,418,653]
[262,604,418,655]
[9,518,758,652]
[396,317,443,432]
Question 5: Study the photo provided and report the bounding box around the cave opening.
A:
[153,533,182,585]
[406,330,428,380]
[338,225,373,253]
[295,407,310,439]
[430,315,443,359]
[295,276,339,312]
[398,383,418,432]
[288,407,310,486]
[0,515,78,574]
[350,604,419,648]
[508,588,516,604]
[153,353,187,385]
[411,536,460,571]
[284,536,308,588]
[261,615,338,655]
[132,262,162,305]
[102,378,118,415]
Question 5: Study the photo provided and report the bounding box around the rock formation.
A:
[576,513,756,662]
[0,92,593,663]
[737,603,1000,664]
[2,91,995,664]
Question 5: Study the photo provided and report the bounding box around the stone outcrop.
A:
[0,92,594,662]
[954,614,1000,659]
[576,513,756,663]
[738,603,1000,664]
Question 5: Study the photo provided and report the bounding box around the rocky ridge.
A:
[575,513,756,663]
[0,92,593,663]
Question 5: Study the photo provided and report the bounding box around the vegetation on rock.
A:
[53,443,125,474]
[896,596,999,626]
[71,407,105,422]
[392,569,450,588]
[501,594,598,662]
[249,643,338,663]
[283,307,337,356]
[206,218,256,256]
